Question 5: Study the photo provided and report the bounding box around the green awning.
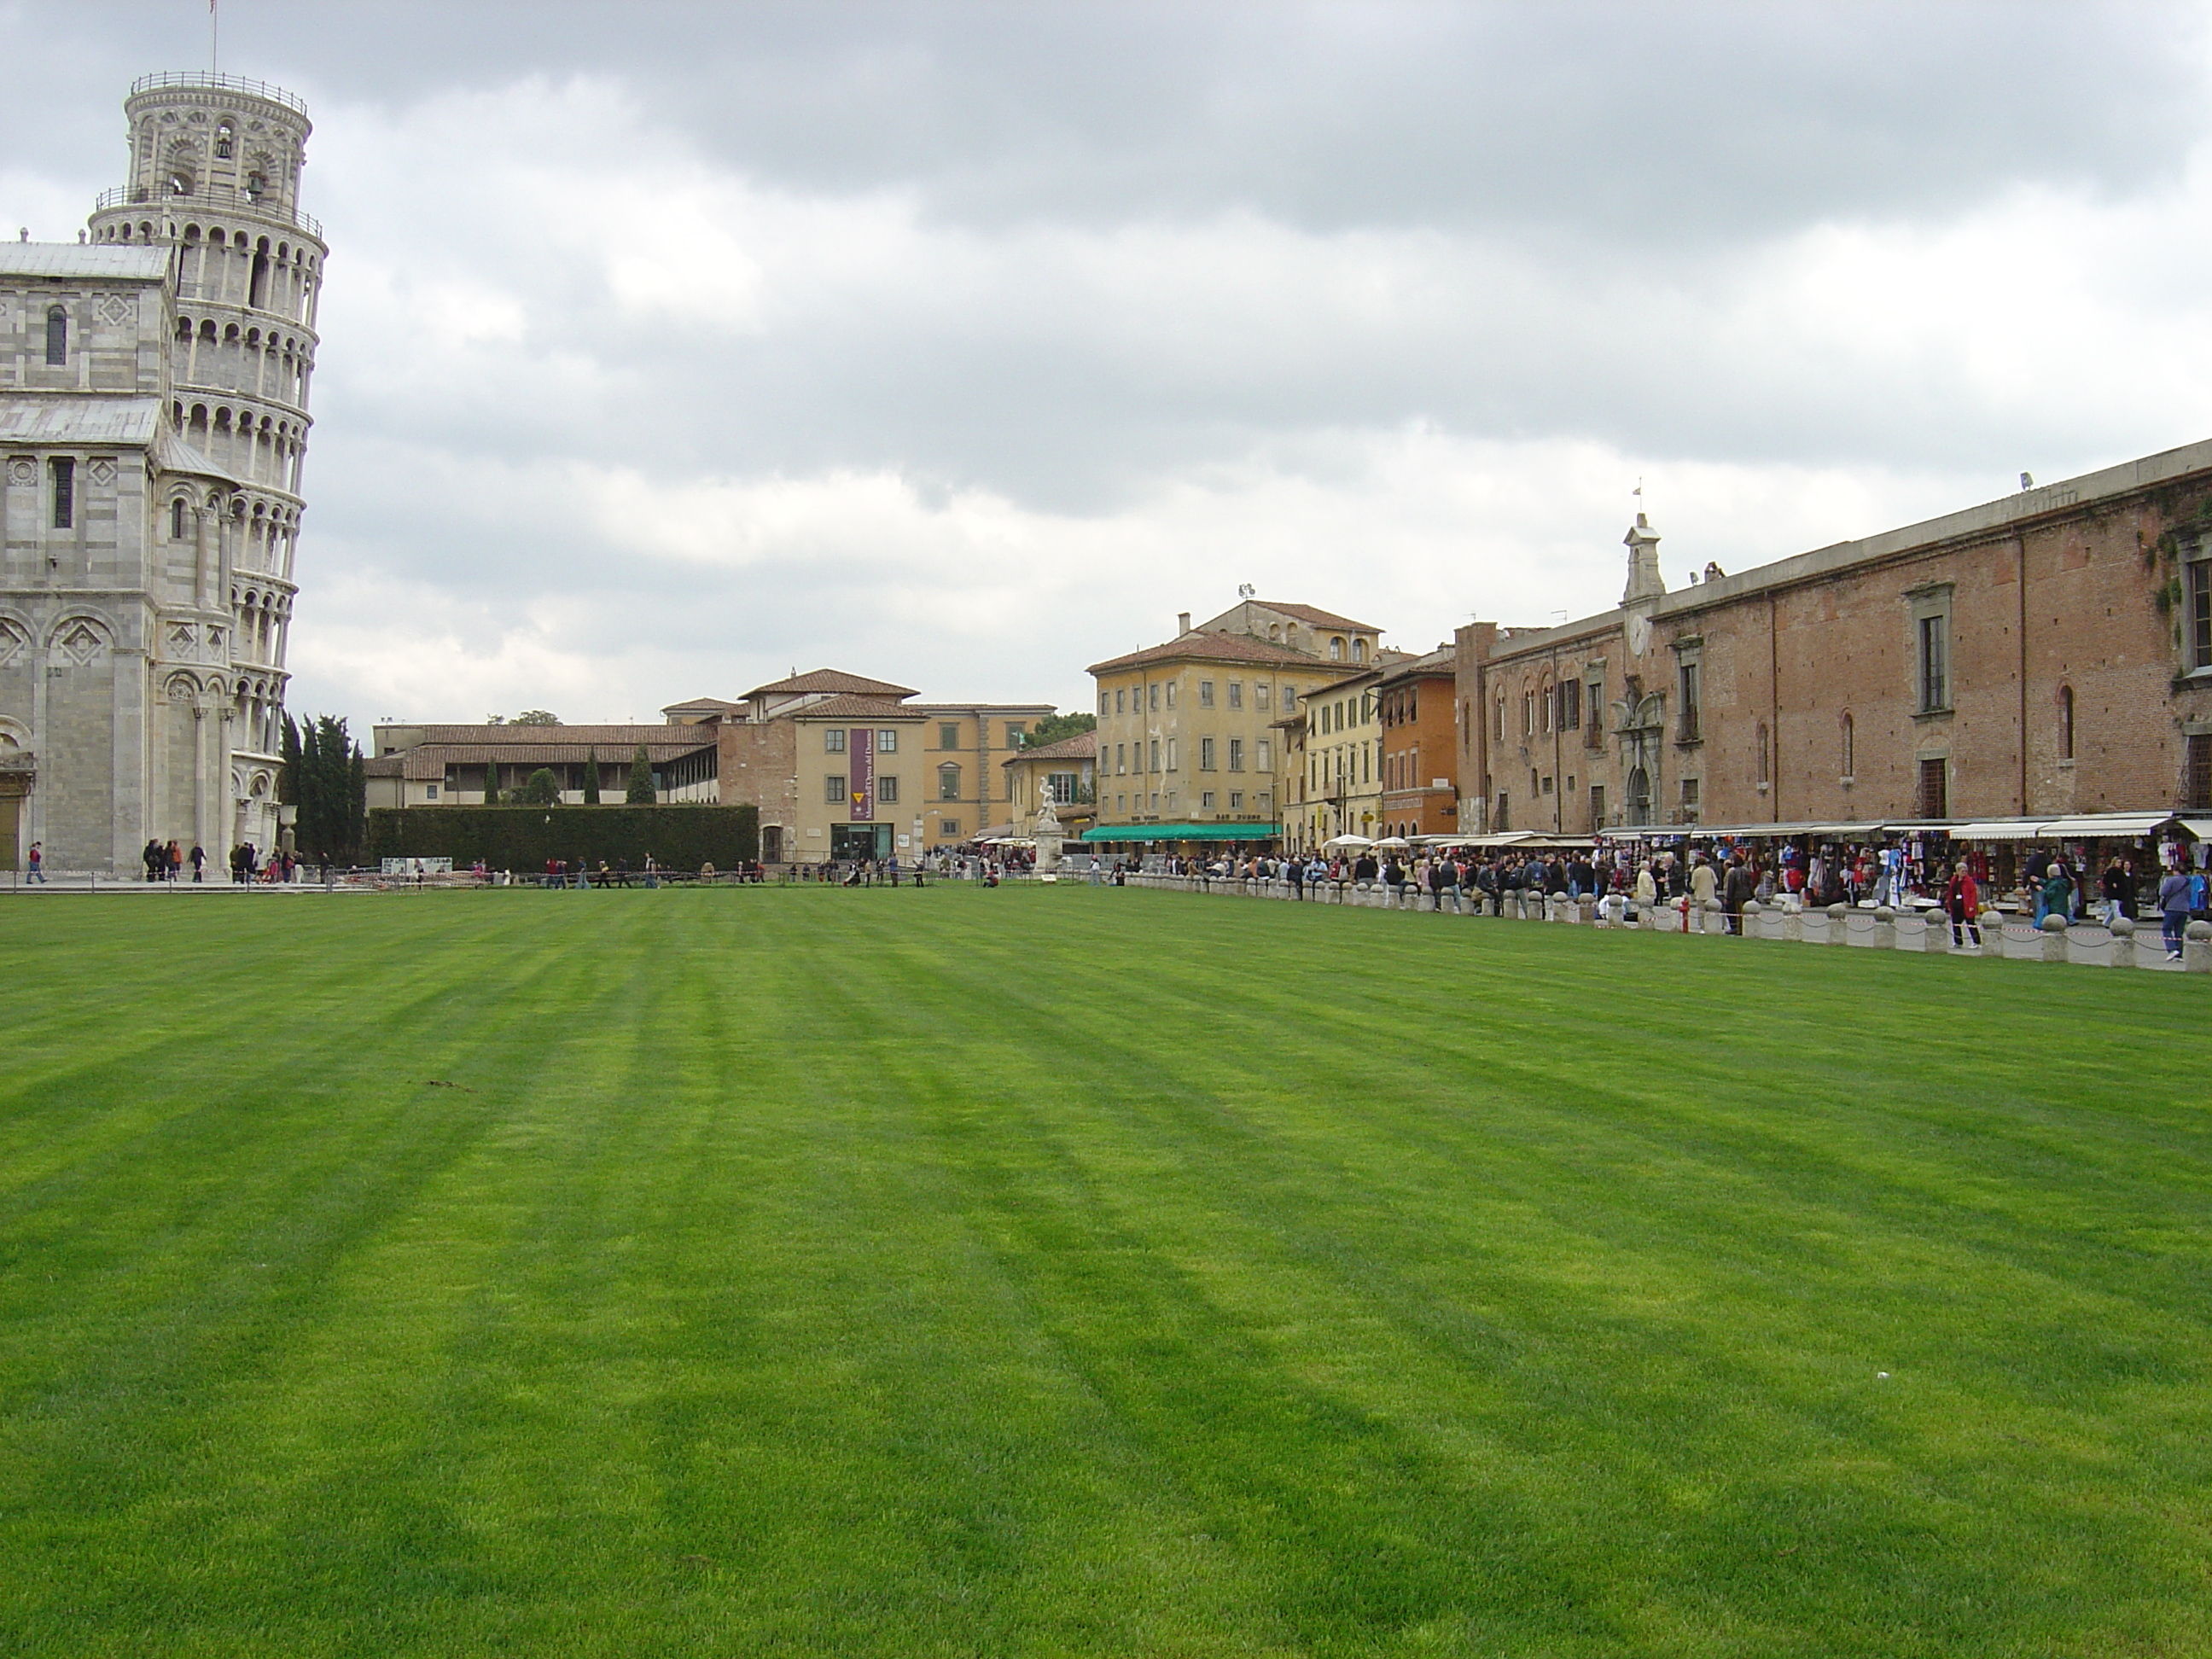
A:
[1080,823,1281,842]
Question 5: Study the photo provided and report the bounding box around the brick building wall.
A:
[1458,439,2212,833]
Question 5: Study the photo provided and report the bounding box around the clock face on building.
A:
[1628,611,1650,656]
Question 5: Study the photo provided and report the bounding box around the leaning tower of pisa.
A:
[87,73,326,843]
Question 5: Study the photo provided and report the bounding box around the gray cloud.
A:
[4,0,2210,727]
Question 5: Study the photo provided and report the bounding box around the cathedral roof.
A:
[153,428,242,484]
[0,242,169,281]
[0,396,160,445]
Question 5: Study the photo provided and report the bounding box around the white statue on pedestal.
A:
[1033,794,1063,874]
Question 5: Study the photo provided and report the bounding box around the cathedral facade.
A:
[0,72,324,872]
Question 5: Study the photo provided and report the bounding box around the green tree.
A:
[292,715,367,863]
[1022,711,1097,748]
[346,741,367,855]
[521,768,562,806]
[277,713,302,807]
[626,746,656,804]
[582,748,601,804]
[513,710,561,726]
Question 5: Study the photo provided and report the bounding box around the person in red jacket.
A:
[1945,862,1981,948]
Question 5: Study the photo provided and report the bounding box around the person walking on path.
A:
[189,843,206,883]
[1689,854,1718,931]
[1721,854,1753,934]
[2041,864,2075,928]
[1945,862,1982,948]
[2100,858,2133,925]
[26,841,44,882]
[2159,864,2192,960]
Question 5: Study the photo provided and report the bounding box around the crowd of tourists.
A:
[129,838,306,884]
[1101,839,2212,962]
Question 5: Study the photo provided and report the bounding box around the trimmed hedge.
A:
[367,805,759,870]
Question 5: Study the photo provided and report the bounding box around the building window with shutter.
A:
[1200,737,1216,771]
[877,776,899,804]
[940,723,962,749]
[825,728,846,753]
[1676,659,1701,742]
[825,774,846,803]
[1918,757,1948,818]
[2188,552,2211,669]
[1918,615,1948,711]
[939,764,961,800]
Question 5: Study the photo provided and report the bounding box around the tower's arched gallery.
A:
[0,72,325,872]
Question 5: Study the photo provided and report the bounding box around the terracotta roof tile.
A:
[776,696,926,719]
[742,668,918,700]
[1252,602,1379,632]
[404,724,705,747]
[1087,632,1322,674]
[1001,731,1097,764]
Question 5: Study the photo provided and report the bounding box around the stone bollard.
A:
[2110,917,2135,969]
[2186,919,2212,974]
[1780,905,1803,944]
[2040,912,2069,964]
[1742,899,1761,940]
[1924,911,1950,954]
[1704,899,1726,936]
[1826,902,1849,946]
[1579,895,1598,923]
[1872,905,1896,950]
[1978,910,2005,958]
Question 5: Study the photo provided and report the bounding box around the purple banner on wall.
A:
[848,728,873,821]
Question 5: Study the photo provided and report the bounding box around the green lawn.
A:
[0,884,2207,1658]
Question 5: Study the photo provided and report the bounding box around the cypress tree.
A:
[278,714,302,807]
[583,748,601,804]
[626,745,656,804]
[346,741,367,857]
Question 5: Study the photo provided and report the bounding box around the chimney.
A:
[1177,611,1191,635]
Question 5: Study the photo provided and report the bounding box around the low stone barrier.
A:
[1103,870,2208,975]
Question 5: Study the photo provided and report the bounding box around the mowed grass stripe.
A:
[0,885,2207,1656]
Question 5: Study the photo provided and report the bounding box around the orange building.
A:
[1376,645,1458,839]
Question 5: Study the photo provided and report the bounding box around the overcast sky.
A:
[5,1,2211,725]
